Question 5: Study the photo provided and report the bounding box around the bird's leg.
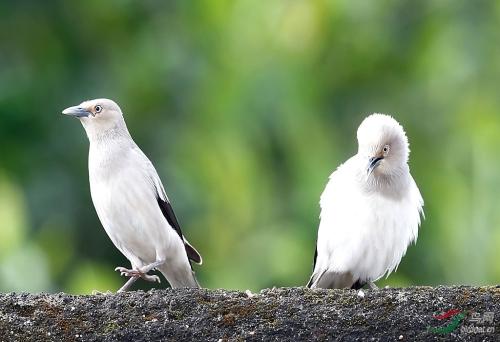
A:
[134,259,165,283]
[117,276,139,293]
[115,260,165,284]
[139,259,165,274]
[367,281,379,290]
[115,266,160,283]
[91,289,113,295]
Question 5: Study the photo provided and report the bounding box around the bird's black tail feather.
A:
[350,279,366,290]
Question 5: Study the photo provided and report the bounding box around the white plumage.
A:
[63,99,201,291]
[308,113,424,289]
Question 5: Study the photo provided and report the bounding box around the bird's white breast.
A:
[88,141,180,268]
[317,156,422,282]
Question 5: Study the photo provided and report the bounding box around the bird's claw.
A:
[92,289,113,295]
[114,266,137,277]
[114,266,160,283]
[143,274,161,283]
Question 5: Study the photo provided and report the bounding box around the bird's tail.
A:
[307,269,356,289]
[307,269,326,288]
[158,264,200,288]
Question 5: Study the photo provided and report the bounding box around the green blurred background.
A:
[0,1,499,294]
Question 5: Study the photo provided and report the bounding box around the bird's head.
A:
[62,98,126,138]
[356,113,409,178]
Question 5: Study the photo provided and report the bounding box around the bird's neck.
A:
[361,164,410,200]
[87,128,135,181]
[83,120,132,145]
[85,121,134,168]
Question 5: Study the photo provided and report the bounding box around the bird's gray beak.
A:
[62,105,91,118]
[367,156,383,175]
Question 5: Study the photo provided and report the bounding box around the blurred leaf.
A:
[0,243,50,292]
[65,261,121,294]
[0,172,27,258]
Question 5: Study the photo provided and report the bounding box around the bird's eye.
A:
[383,144,390,155]
[94,105,102,113]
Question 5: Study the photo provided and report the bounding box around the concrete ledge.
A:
[0,286,498,341]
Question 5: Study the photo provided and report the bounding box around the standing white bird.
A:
[62,99,202,292]
[307,113,424,289]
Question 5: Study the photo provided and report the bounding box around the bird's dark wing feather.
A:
[156,197,183,239]
[156,196,202,264]
[312,245,318,270]
[306,246,318,288]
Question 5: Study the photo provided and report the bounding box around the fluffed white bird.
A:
[62,99,202,291]
[307,113,424,289]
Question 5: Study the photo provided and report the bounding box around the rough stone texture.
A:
[0,286,498,341]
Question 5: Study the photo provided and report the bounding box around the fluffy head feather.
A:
[63,98,128,141]
[356,113,409,179]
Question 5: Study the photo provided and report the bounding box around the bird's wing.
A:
[308,166,342,288]
[133,146,202,265]
[309,159,356,288]
[410,175,425,219]
[156,196,202,264]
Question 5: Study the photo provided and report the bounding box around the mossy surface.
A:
[0,286,498,341]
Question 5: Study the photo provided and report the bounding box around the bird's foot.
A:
[367,281,379,290]
[115,266,137,277]
[114,266,161,283]
[141,273,161,283]
[91,289,113,295]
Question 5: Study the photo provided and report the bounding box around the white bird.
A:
[62,99,202,291]
[307,113,424,289]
